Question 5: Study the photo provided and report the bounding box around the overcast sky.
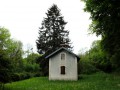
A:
[0,0,100,54]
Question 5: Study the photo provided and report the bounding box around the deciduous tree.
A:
[0,28,12,84]
[83,0,120,70]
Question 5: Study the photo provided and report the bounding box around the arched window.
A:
[61,53,65,60]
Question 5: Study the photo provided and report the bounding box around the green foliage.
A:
[0,28,13,83]
[0,82,4,90]
[0,27,11,49]
[9,53,41,82]
[0,27,24,72]
[0,55,12,83]
[78,60,98,75]
[24,53,40,64]
[36,4,72,75]
[83,0,120,70]
[78,52,99,74]
[79,40,112,72]
[5,72,120,90]
[8,40,24,72]
[10,71,42,82]
[24,63,40,72]
[0,27,31,83]
[110,52,120,69]
[88,40,112,72]
[23,52,40,73]
[0,27,41,83]
[10,72,32,81]
[36,4,72,54]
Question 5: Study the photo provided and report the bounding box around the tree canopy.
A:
[0,27,24,83]
[36,4,72,55]
[83,0,120,69]
[0,28,12,83]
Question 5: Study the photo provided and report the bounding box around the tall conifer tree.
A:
[36,4,72,54]
[36,4,72,75]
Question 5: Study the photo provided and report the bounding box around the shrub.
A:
[0,82,4,90]
[78,60,99,75]
[10,73,20,81]
[24,63,40,73]
[10,72,32,81]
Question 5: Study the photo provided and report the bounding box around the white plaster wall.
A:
[49,50,78,81]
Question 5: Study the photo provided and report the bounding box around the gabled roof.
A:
[45,47,80,61]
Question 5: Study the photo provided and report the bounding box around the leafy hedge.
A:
[10,72,41,82]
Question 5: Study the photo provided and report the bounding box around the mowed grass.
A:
[5,72,120,90]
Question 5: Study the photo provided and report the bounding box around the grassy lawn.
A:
[5,72,120,90]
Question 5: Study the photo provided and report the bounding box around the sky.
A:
[0,0,100,54]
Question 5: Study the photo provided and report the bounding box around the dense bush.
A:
[78,40,113,73]
[78,60,99,75]
[0,82,4,90]
[10,71,42,82]
[24,63,40,72]
[10,72,31,81]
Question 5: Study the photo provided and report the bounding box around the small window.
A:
[61,53,65,60]
[61,66,65,74]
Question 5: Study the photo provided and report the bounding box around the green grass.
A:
[5,72,120,90]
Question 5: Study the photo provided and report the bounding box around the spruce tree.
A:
[36,4,72,54]
[36,4,72,75]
